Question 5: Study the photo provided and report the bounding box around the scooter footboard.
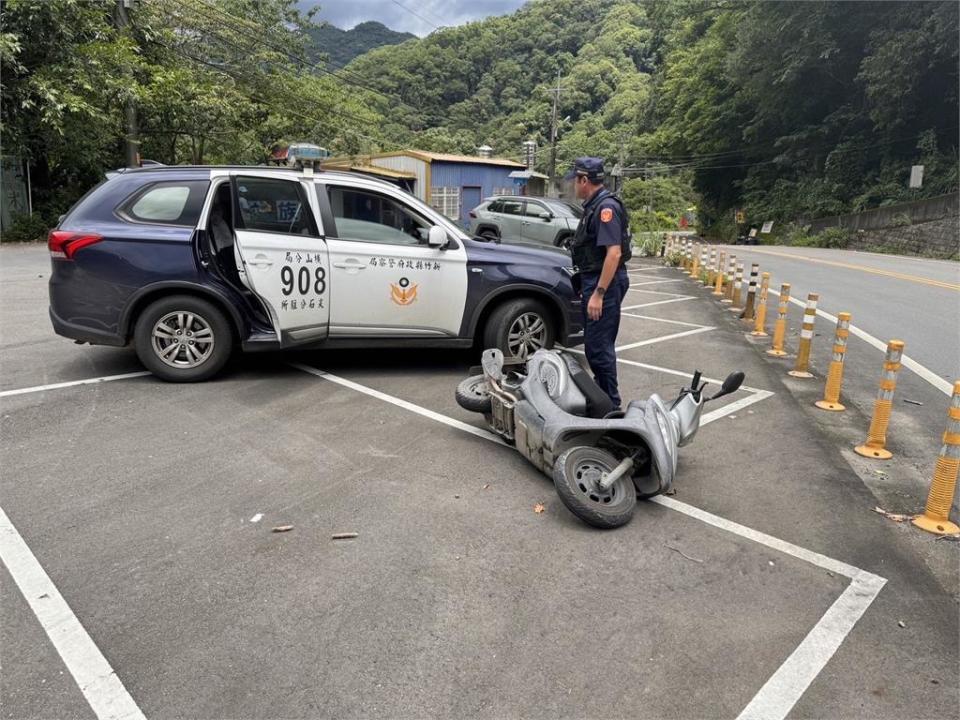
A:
[488,386,516,441]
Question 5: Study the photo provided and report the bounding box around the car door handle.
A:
[333,259,367,272]
[247,254,272,268]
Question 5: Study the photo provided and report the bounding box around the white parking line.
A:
[0,372,151,399]
[615,326,714,352]
[783,297,953,396]
[622,313,711,329]
[289,362,883,720]
[0,507,146,720]
[629,278,688,286]
[627,287,690,296]
[622,297,696,309]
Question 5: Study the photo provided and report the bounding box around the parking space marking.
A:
[0,507,147,720]
[629,278,688,286]
[622,313,711,329]
[627,287,690,297]
[626,267,670,274]
[615,326,715,352]
[622,297,696,309]
[289,362,884,720]
[0,371,151,399]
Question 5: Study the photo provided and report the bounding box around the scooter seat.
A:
[560,353,615,419]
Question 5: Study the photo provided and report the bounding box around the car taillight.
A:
[48,230,103,259]
[469,211,477,219]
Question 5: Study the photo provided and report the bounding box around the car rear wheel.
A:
[483,297,555,361]
[479,228,500,242]
[134,295,233,382]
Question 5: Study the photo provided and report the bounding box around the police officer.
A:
[564,157,632,409]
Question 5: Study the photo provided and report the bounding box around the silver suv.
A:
[468,196,583,248]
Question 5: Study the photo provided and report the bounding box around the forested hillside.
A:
[347,0,958,232]
[2,0,957,240]
[305,21,414,69]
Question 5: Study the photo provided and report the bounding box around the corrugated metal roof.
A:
[320,160,416,179]
[348,150,524,168]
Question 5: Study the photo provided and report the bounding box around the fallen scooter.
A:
[455,348,744,529]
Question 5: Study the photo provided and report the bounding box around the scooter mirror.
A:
[709,371,745,401]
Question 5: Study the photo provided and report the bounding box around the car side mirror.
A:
[427,226,446,248]
[708,371,745,401]
[541,213,553,222]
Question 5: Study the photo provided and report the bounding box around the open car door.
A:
[230,173,329,345]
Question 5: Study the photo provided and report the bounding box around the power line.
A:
[389,0,444,31]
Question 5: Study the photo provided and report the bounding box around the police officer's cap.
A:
[563,157,605,182]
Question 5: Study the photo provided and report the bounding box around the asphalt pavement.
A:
[1,243,957,719]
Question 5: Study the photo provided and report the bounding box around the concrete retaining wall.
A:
[844,216,959,259]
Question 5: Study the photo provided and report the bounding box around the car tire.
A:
[483,297,555,361]
[134,295,233,382]
[554,232,573,248]
[553,446,636,529]
[455,374,493,413]
[480,228,500,242]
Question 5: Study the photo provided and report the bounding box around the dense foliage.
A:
[2,0,957,241]
[305,21,414,69]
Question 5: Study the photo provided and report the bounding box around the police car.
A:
[48,166,583,382]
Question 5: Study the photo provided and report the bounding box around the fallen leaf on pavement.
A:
[483,484,490,490]
[271,525,294,533]
[898,620,906,628]
[534,503,545,514]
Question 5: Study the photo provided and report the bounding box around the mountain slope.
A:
[306,21,415,69]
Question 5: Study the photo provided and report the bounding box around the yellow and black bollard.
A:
[750,272,771,337]
[713,251,726,296]
[766,283,791,357]
[740,263,760,320]
[788,293,819,378]
[854,340,905,459]
[912,382,960,535]
[690,243,701,277]
[815,312,851,411]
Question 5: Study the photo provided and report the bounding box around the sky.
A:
[299,0,528,37]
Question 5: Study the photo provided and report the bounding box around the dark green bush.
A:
[1,214,49,243]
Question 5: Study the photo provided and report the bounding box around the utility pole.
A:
[115,0,140,168]
[548,69,561,197]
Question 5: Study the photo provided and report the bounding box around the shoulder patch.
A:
[599,207,614,223]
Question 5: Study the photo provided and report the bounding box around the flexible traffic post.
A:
[740,263,760,320]
[913,382,960,535]
[815,312,851,411]
[700,246,710,284]
[750,272,771,336]
[707,248,717,286]
[722,255,736,303]
[731,262,745,308]
[854,340,905,459]
[713,251,726,296]
[788,293,819,378]
[684,239,692,271]
[690,244,701,277]
[766,283,791,356]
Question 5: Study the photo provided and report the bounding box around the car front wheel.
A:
[483,297,555,361]
[134,295,233,382]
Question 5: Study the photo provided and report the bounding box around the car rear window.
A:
[118,181,209,226]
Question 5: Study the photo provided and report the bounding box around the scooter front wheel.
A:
[553,447,636,529]
[455,374,493,413]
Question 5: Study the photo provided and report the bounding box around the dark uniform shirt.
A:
[574,188,627,274]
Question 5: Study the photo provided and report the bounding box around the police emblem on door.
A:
[390,277,418,306]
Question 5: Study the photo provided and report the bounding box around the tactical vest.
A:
[570,190,632,274]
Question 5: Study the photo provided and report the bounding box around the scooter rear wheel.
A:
[553,446,636,529]
[455,374,493,413]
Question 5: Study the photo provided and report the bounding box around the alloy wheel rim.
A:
[151,311,215,369]
[507,312,546,360]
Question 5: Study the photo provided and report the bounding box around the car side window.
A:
[235,176,317,236]
[524,201,549,218]
[488,200,503,213]
[327,186,431,246]
[119,181,209,226]
[500,200,523,216]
